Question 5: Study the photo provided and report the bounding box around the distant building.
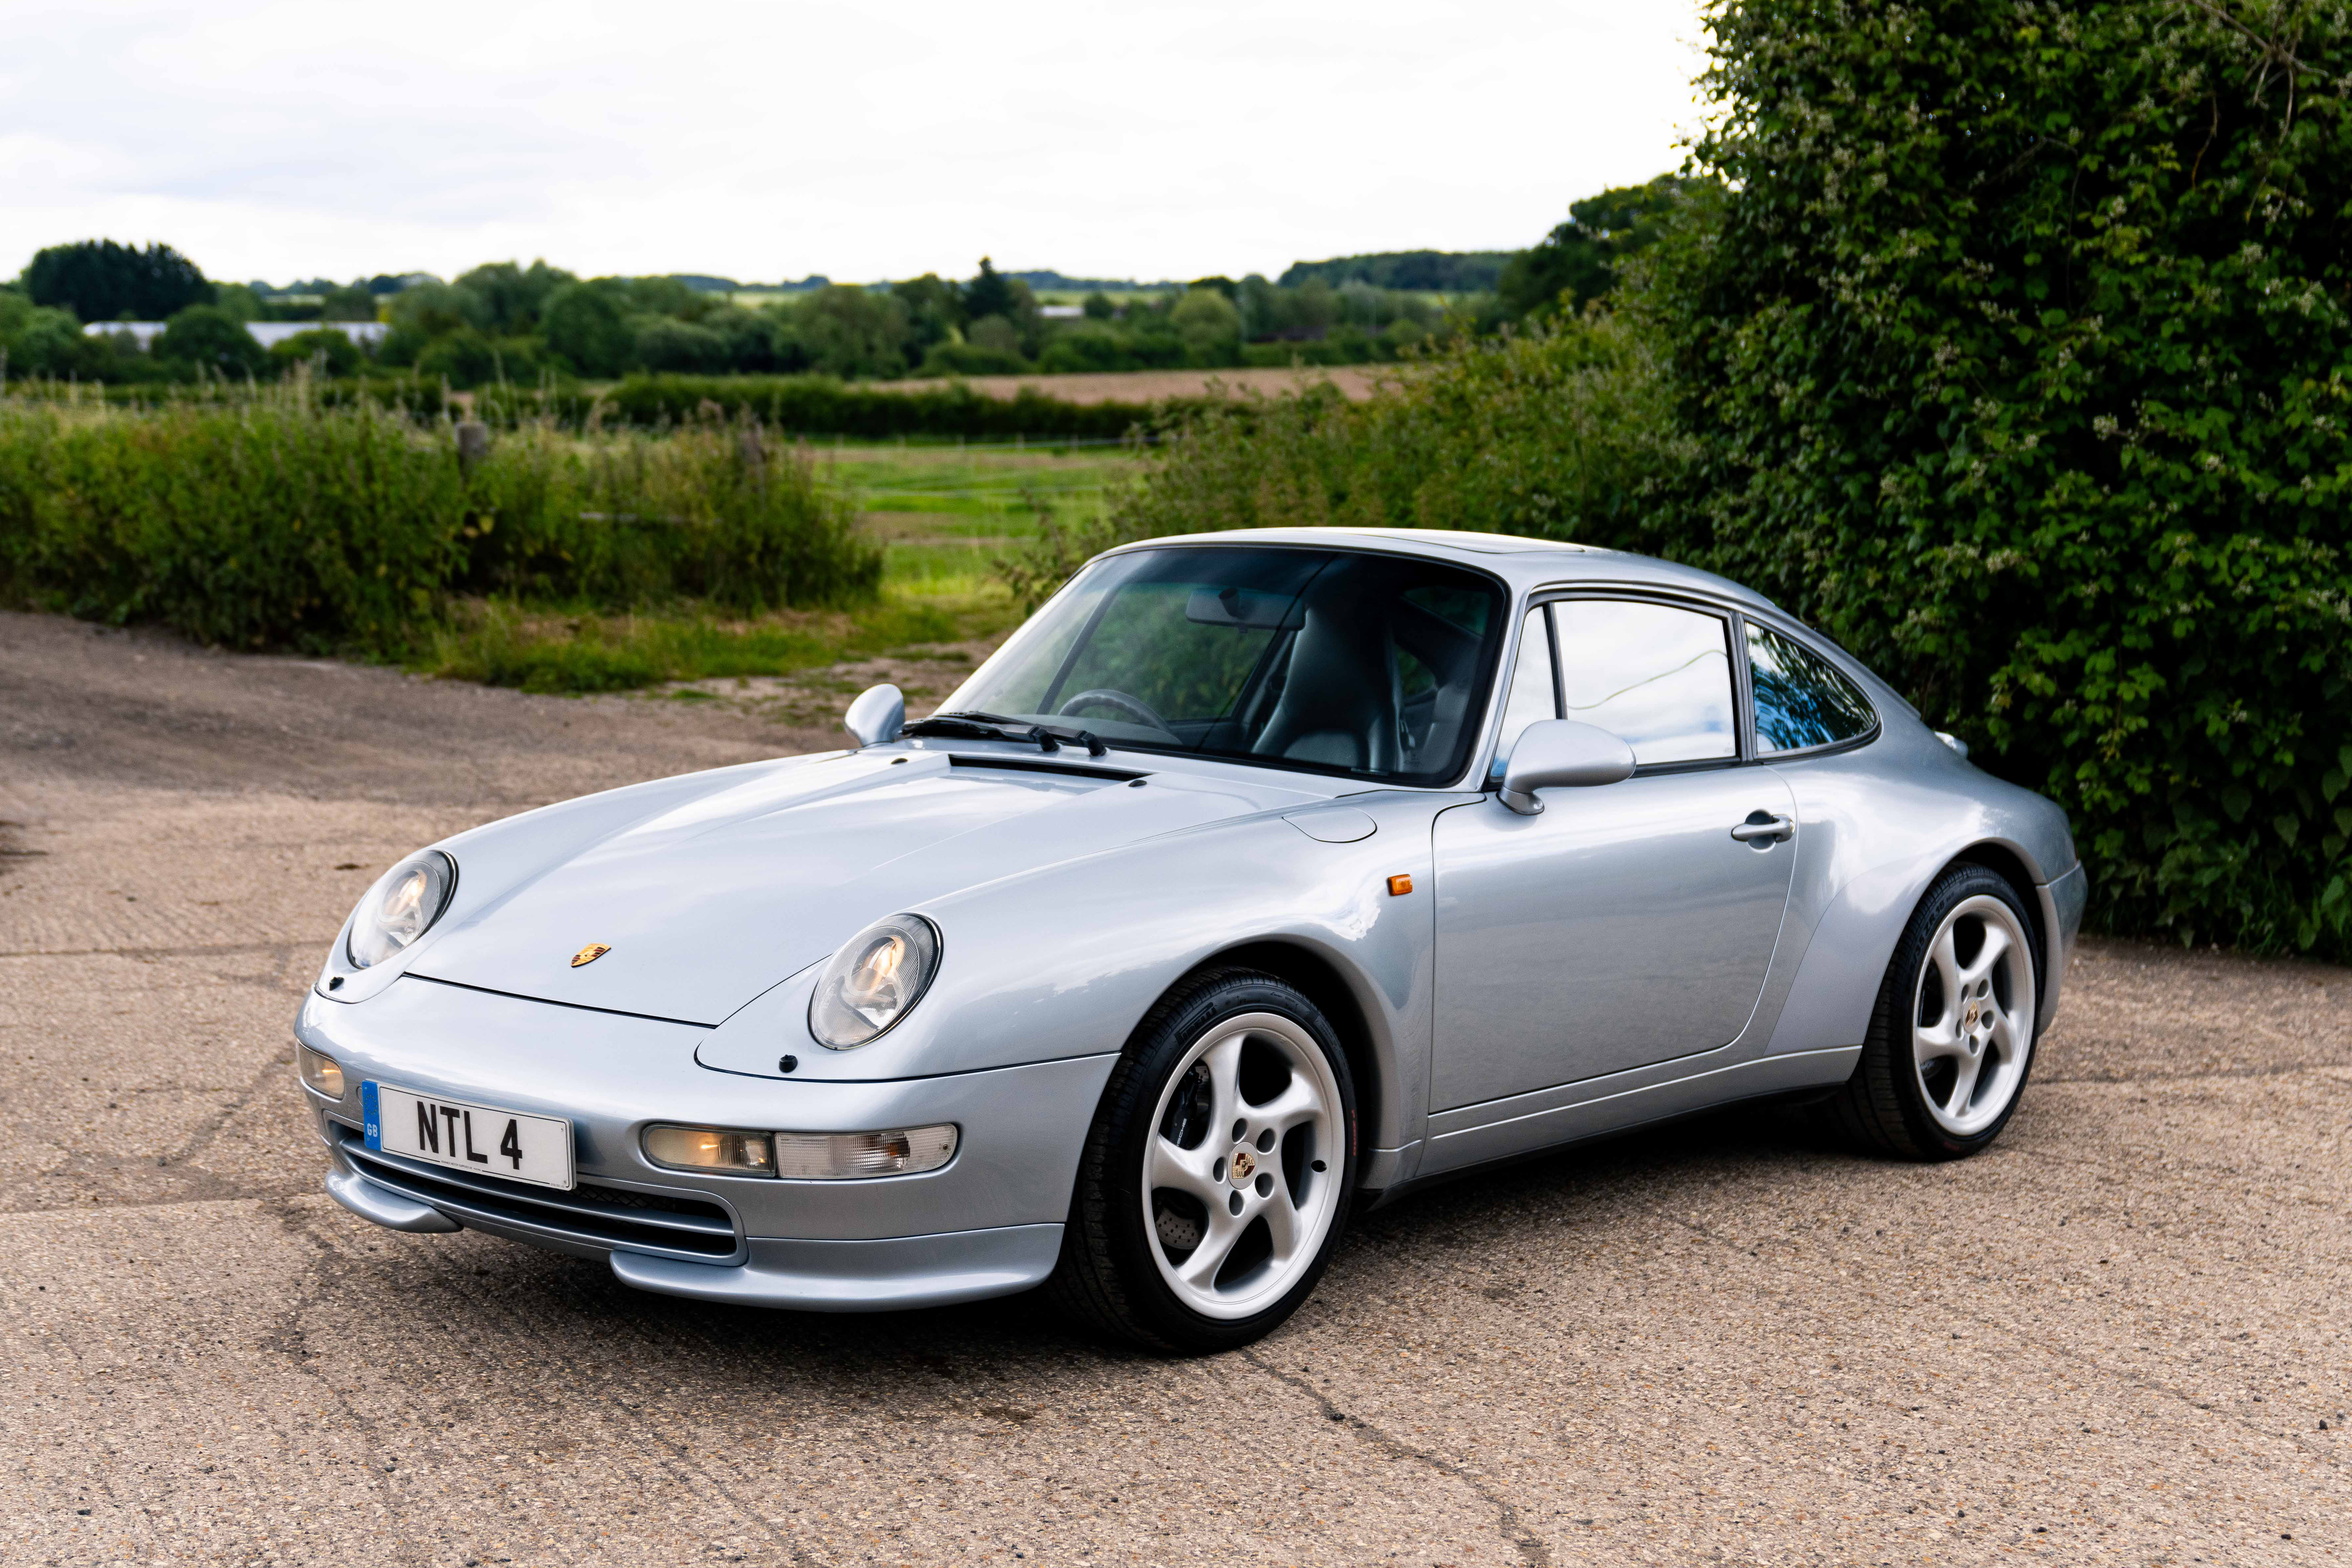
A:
[245,322,389,350]
[84,321,390,350]
[1038,305,1085,320]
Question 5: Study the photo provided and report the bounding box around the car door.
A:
[1430,595,1797,1113]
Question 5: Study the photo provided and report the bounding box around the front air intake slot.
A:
[332,1124,740,1259]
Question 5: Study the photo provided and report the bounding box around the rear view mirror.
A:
[1498,720,1635,814]
[1185,585,1301,630]
[844,684,904,748]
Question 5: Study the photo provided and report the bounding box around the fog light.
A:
[296,1044,345,1098]
[643,1125,776,1175]
[773,1125,958,1181]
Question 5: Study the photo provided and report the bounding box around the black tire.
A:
[1049,967,1358,1354]
[1821,863,2043,1160]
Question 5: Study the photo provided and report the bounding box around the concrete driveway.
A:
[3,609,2347,1566]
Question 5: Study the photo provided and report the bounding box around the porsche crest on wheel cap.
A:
[570,943,612,968]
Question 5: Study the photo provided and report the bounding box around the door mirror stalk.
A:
[1496,720,1636,814]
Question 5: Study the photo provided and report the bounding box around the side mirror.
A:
[844,683,905,748]
[1498,719,1635,814]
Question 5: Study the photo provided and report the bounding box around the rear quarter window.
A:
[1747,622,1876,753]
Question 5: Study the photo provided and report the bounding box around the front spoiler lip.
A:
[323,1146,1065,1312]
[326,1162,461,1233]
[608,1227,1066,1313]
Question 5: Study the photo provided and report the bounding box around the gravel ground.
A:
[2,607,2347,1567]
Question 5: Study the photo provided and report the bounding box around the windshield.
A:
[937,546,1507,785]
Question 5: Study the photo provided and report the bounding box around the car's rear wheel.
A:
[1050,968,1356,1353]
[1823,863,2042,1159]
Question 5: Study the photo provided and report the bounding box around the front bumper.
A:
[297,977,1112,1310]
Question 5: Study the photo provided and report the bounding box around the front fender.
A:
[694,794,1457,1168]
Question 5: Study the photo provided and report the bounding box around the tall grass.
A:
[0,391,881,655]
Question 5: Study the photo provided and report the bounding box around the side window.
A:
[1747,622,1875,753]
[1551,599,1737,765]
[1490,605,1557,774]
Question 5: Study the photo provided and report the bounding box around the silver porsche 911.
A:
[299,528,2084,1351]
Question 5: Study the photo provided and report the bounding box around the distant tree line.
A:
[1277,250,1514,292]
[2,182,1694,387]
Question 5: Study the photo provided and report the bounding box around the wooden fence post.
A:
[456,420,490,477]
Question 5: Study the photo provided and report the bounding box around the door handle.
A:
[1730,813,1795,843]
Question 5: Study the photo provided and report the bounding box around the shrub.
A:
[919,341,1032,377]
[1035,327,1132,374]
[456,425,880,614]
[474,373,1176,441]
[0,398,880,653]
[154,305,270,379]
[0,399,463,649]
[997,311,1683,607]
[1169,288,1242,363]
[541,283,632,377]
[782,286,914,380]
[1645,0,2352,957]
[1,295,109,379]
[269,328,364,378]
[637,317,733,375]
[414,326,541,388]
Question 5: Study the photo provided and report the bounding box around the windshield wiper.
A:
[900,710,1109,758]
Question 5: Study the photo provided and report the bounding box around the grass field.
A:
[410,439,1141,710]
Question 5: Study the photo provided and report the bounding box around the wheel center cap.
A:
[1228,1147,1257,1186]
[1965,1002,1979,1028]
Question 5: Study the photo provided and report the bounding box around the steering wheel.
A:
[1057,688,1179,738]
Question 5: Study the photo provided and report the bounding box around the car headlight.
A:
[347,850,458,969]
[808,913,940,1049]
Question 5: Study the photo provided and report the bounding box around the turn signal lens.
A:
[642,1125,776,1175]
[772,1125,958,1181]
[296,1044,345,1098]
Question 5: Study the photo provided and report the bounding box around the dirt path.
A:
[4,608,2348,1566]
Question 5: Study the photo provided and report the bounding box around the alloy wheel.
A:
[1141,1011,1345,1321]
[1910,894,2037,1138]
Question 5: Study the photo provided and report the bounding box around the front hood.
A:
[408,748,1318,1025]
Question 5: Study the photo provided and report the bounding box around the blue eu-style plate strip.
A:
[361,1081,381,1150]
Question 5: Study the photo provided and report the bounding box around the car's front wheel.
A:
[1824,863,2042,1159]
[1051,968,1356,1353]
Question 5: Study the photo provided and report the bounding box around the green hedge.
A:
[1644,0,2352,956]
[6,376,449,418]
[474,374,1182,441]
[0,400,878,653]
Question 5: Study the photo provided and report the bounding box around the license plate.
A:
[362,1082,574,1190]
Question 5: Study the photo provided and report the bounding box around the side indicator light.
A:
[1387,874,1414,896]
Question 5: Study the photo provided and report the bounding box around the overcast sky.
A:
[3,0,1711,288]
